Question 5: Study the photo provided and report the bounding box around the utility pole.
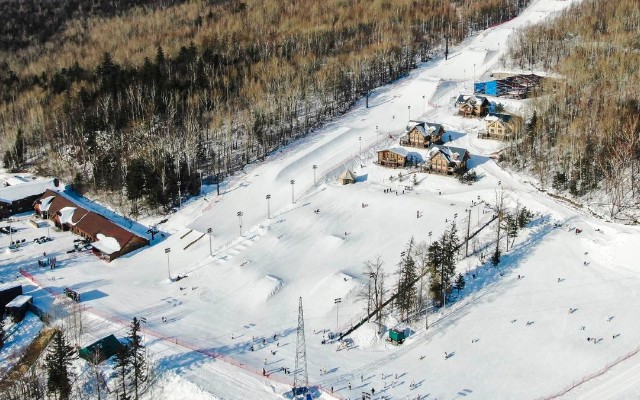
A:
[290,180,295,203]
[293,297,309,397]
[207,227,213,256]
[408,105,411,121]
[376,125,379,144]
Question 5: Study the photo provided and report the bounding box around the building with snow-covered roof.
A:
[400,120,445,148]
[377,148,408,168]
[426,144,470,175]
[480,112,523,141]
[0,178,62,218]
[5,295,32,322]
[34,189,149,261]
[455,94,490,117]
[338,169,356,185]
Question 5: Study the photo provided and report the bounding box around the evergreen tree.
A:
[395,239,418,322]
[45,330,76,400]
[113,343,131,400]
[0,317,4,348]
[14,129,25,167]
[72,172,85,196]
[455,273,466,293]
[491,248,501,266]
[128,317,147,400]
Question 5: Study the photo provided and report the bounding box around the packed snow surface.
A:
[3,0,640,399]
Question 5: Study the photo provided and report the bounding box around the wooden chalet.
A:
[455,95,490,117]
[426,144,470,175]
[338,169,356,185]
[34,190,149,261]
[377,148,408,168]
[480,113,523,141]
[0,178,61,219]
[400,120,445,148]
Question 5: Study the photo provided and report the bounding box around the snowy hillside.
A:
[3,0,640,399]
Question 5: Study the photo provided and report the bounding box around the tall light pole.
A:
[477,195,481,225]
[237,211,243,236]
[465,208,472,257]
[376,125,379,143]
[422,95,426,114]
[312,165,317,186]
[165,248,171,281]
[428,231,432,246]
[334,298,342,334]
[177,180,182,208]
[266,194,271,219]
[359,136,362,154]
[207,227,213,256]
[8,218,13,245]
[290,180,295,203]
[408,105,411,121]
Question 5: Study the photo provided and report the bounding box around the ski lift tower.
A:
[293,297,309,398]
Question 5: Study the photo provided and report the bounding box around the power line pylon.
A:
[293,297,308,397]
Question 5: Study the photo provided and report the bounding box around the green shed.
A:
[79,334,124,364]
[388,328,406,344]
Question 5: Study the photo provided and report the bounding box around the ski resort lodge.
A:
[400,120,445,148]
[479,112,523,141]
[34,190,149,261]
[426,144,470,175]
[377,148,408,168]
[455,94,490,117]
[0,178,62,219]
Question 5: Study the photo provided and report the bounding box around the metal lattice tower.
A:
[293,297,309,396]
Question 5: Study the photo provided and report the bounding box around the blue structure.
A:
[474,80,498,96]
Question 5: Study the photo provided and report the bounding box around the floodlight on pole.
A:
[177,180,182,208]
[359,136,362,154]
[408,105,411,121]
[237,211,243,236]
[312,165,317,186]
[422,95,426,113]
[290,180,295,203]
[266,194,271,219]
[207,227,213,256]
[334,298,342,334]
[376,125,379,144]
[164,248,171,281]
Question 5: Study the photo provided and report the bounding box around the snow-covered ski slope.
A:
[5,0,640,398]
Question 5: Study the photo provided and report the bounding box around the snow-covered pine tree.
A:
[45,330,76,400]
[128,317,148,400]
[396,238,418,322]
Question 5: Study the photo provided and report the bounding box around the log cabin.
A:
[400,120,445,148]
[455,95,490,117]
[0,178,61,219]
[480,112,523,141]
[426,144,470,175]
[377,148,408,168]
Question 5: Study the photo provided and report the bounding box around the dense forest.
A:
[0,0,530,215]
[505,0,640,221]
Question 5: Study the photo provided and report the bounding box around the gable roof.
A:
[0,178,61,203]
[36,190,147,252]
[407,120,444,137]
[378,147,408,157]
[338,169,356,181]
[485,112,513,123]
[79,334,124,364]
[456,94,489,106]
[427,144,469,164]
